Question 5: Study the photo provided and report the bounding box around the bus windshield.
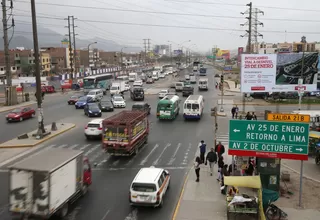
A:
[158,103,172,110]
[83,79,95,89]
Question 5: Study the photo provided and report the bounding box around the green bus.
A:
[156,95,180,120]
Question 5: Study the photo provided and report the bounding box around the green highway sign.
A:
[228,120,309,160]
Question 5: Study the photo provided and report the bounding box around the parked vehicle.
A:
[132,102,151,115]
[41,85,55,93]
[130,86,145,101]
[156,95,180,120]
[183,95,204,120]
[84,118,104,139]
[84,103,102,117]
[100,99,114,112]
[102,110,149,156]
[129,72,138,82]
[182,85,194,97]
[129,166,170,208]
[158,89,169,99]
[68,95,82,105]
[75,96,94,109]
[6,107,36,122]
[110,81,126,96]
[185,75,190,81]
[8,148,92,219]
[198,78,209,91]
[86,89,104,102]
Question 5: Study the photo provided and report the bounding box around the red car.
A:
[68,95,82,105]
[6,107,36,122]
[41,85,55,93]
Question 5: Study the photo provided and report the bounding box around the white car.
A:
[84,118,103,140]
[125,84,131,91]
[158,89,169,99]
[159,74,165,78]
[112,96,126,108]
[133,80,143,87]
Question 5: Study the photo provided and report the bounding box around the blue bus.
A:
[199,68,207,76]
[83,74,113,94]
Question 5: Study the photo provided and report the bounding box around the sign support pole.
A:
[299,160,303,207]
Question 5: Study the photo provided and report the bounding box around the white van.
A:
[175,82,184,92]
[152,71,159,81]
[129,166,170,208]
[87,89,104,102]
[183,95,204,120]
[129,72,138,82]
[198,78,208,91]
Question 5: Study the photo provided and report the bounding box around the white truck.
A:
[129,72,138,82]
[198,78,209,91]
[110,81,126,95]
[190,75,196,84]
[152,71,159,81]
[8,148,92,219]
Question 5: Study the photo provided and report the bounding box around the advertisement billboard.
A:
[240,53,319,92]
[174,50,182,55]
[237,47,244,67]
[216,49,230,60]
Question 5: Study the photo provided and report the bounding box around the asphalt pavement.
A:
[0,66,221,220]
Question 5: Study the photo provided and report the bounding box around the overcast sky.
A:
[12,0,320,53]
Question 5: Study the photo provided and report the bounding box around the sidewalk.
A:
[225,80,240,93]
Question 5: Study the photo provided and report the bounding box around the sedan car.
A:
[84,103,102,117]
[75,96,94,109]
[146,78,154,84]
[133,80,143,87]
[100,100,114,112]
[112,96,126,108]
[159,89,169,99]
[68,95,82,105]
[6,107,36,122]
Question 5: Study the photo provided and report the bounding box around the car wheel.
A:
[19,117,23,122]
[60,203,69,218]
[31,113,36,118]
[158,198,164,208]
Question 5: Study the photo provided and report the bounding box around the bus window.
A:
[185,103,192,109]
[84,79,95,89]
[192,104,199,110]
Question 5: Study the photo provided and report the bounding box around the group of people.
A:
[244,112,257,120]
[231,106,258,121]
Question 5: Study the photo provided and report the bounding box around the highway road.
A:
[0,65,221,220]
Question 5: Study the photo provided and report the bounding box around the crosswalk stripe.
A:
[181,143,192,165]
[57,144,67,148]
[84,144,100,156]
[69,144,79,150]
[89,150,104,162]
[139,144,159,166]
[167,143,181,165]
[152,143,171,166]
[79,144,91,151]
[124,145,148,166]
[96,156,110,167]
[46,144,56,148]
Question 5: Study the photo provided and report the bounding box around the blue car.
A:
[84,103,102,117]
[75,96,94,109]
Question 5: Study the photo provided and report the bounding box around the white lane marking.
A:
[152,143,171,166]
[181,143,192,165]
[139,144,159,165]
[90,150,104,163]
[79,144,91,151]
[124,208,138,220]
[111,159,120,166]
[93,166,190,171]
[125,144,148,166]
[84,144,100,156]
[57,144,67,148]
[96,155,110,167]
[69,144,79,150]
[167,143,181,165]
[100,210,110,220]
[47,144,57,148]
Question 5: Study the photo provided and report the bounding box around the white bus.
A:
[83,73,113,94]
[183,95,204,120]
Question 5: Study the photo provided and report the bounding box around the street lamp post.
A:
[87,42,97,72]
[120,47,127,73]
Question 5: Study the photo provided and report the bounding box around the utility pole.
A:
[252,8,264,53]
[143,39,147,64]
[2,0,15,105]
[169,44,172,64]
[66,16,74,78]
[147,39,151,63]
[31,0,46,138]
[72,16,78,82]
[240,2,253,114]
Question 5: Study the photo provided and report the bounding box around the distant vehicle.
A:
[84,118,104,139]
[140,75,147,82]
[112,96,126,108]
[83,73,113,94]
[68,95,82,105]
[198,78,209,91]
[146,78,154,84]
[117,75,129,82]
[133,80,143,87]
[183,95,204,120]
[193,66,198,72]
[8,148,92,218]
[110,81,126,96]
[170,82,176,88]
[102,110,149,156]
[190,75,196,84]
[156,95,180,120]
[175,82,184,92]
[158,89,169,99]
[75,96,94,109]
[100,99,114,112]
[132,102,151,115]
[182,85,194,97]
[185,75,190,81]
[129,72,138,82]
[130,86,145,101]
[152,71,159,81]
[6,107,36,122]
[199,68,207,76]
[84,103,102,117]
[159,73,165,78]
[125,84,130,91]
[86,89,104,102]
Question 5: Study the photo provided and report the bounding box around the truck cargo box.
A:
[102,110,149,155]
[8,148,84,218]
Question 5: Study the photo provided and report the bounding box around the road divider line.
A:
[79,144,91,151]
[100,210,110,220]
[111,159,120,166]
[84,144,100,156]
[181,143,192,165]
[167,143,181,165]
[57,144,67,149]
[69,144,79,150]
[139,144,159,165]
[152,143,171,166]
[124,208,138,220]
[96,156,110,167]
[89,150,104,163]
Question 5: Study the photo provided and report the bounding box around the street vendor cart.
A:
[225,176,266,220]
[309,131,320,164]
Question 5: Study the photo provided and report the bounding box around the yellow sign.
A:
[267,113,310,123]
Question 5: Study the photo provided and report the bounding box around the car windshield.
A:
[88,91,96,95]
[101,101,111,105]
[160,90,167,93]
[132,183,156,192]
[134,88,143,92]
[89,105,99,110]
[114,97,123,101]
[78,96,87,101]
[11,108,22,113]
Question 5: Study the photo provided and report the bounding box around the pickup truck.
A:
[8,149,92,219]
[102,110,149,156]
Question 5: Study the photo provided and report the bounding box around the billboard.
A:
[174,50,182,55]
[216,49,230,60]
[240,53,319,92]
[237,47,244,64]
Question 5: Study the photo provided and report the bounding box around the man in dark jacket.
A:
[205,148,217,176]
[215,141,225,157]
[199,140,206,163]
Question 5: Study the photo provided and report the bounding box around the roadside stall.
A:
[309,131,320,164]
[224,176,266,220]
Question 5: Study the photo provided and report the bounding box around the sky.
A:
[11,0,320,53]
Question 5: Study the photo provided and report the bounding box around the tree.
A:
[21,64,35,76]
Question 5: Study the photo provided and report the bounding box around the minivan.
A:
[175,82,184,92]
[87,89,104,102]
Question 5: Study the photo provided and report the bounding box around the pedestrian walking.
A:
[215,141,225,158]
[252,112,257,120]
[231,106,236,119]
[194,156,201,182]
[245,112,253,120]
[199,140,207,163]
[235,105,239,119]
[205,148,217,176]
[217,156,224,181]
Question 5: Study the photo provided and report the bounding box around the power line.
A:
[14,0,320,22]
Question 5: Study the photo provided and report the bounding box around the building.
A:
[40,52,51,75]
[154,45,169,56]
[41,47,68,74]
[0,50,19,76]
[254,41,317,54]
